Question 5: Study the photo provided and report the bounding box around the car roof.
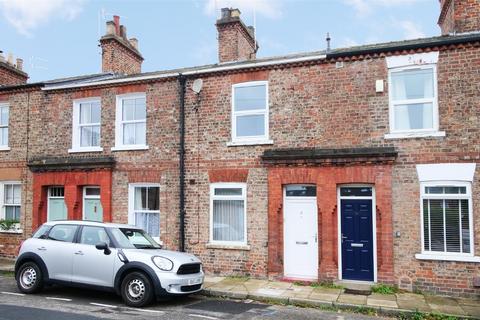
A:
[42,220,141,229]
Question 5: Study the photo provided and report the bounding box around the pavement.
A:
[0,258,14,272]
[203,276,480,319]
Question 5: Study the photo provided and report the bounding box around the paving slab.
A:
[287,286,314,299]
[457,297,480,307]
[461,305,480,318]
[429,303,467,316]
[337,293,367,305]
[425,295,461,306]
[308,291,339,302]
[311,287,343,295]
[367,293,398,308]
[396,293,431,312]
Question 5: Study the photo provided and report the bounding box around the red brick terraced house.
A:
[0,1,480,297]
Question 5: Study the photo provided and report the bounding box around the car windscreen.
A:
[110,228,161,249]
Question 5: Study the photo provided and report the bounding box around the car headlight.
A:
[152,256,173,271]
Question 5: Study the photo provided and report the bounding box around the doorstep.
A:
[201,276,480,319]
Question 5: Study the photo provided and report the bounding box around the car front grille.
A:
[177,263,201,275]
[180,284,202,292]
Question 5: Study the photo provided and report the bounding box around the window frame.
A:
[69,97,102,153]
[0,102,10,150]
[419,181,474,258]
[113,93,148,151]
[47,186,67,222]
[209,182,247,246]
[387,64,439,135]
[0,181,21,229]
[231,81,270,145]
[127,183,161,240]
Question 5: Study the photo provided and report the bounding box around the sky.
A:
[0,0,440,82]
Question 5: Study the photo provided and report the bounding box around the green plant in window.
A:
[0,219,19,231]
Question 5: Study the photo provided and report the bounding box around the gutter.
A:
[178,74,187,252]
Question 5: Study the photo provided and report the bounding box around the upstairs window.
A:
[421,183,472,256]
[389,65,438,133]
[231,82,269,144]
[0,103,9,148]
[71,99,101,152]
[114,93,147,150]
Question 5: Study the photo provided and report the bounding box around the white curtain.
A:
[213,200,244,242]
[422,72,433,129]
[393,74,409,130]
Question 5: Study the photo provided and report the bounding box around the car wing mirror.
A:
[95,242,111,255]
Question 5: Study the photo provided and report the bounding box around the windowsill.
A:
[111,145,149,151]
[415,253,480,263]
[227,139,273,147]
[206,243,250,251]
[384,131,445,140]
[0,146,11,151]
[68,147,103,153]
[0,229,22,234]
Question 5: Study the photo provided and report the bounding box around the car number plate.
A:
[188,277,202,285]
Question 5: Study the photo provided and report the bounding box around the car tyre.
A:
[16,262,43,294]
[121,271,154,307]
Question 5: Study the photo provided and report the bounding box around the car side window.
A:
[47,225,78,242]
[80,226,111,246]
[32,225,51,239]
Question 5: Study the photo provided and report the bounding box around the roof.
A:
[2,31,480,92]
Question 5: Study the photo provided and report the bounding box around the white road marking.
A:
[125,307,165,314]
[188,314,219,320]
[1,291,25,296]
[89,302,118,308]
[46,297,72,302]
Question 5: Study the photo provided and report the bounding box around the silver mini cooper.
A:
[15,220,204,307]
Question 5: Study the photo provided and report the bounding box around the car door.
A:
[71,226,116,287]
[37,224,78,282]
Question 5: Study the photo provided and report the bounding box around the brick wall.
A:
[0,63,28,86]
[100,37,142,75]
[439,0,480,34]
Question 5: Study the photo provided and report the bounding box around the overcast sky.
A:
[0,0,440,82]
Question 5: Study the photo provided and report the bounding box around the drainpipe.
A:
[178,74,187,252]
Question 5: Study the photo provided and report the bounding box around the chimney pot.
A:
[106,21,115,35]
[16,58,23,71]
[221,8,230,19]
[129,38,138,50]
[113,15,120,35]
[120,25,127,40]
[230,8,241,18]
[0,53,5,63]
[7,53,13,65]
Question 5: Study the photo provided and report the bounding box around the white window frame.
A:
[417,181,480,262]
[229,81,272,146]
[112,93,148,151]
[69,98,103,153]
[386,64,444,139]
[128,183,161,243]
[0,182,21,232]
[209,182,247,246]
[0,103,10,151]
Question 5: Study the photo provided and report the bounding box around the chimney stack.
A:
[99,15,143,75]
[216,8,258,63]
[438,0,480,35]
[0,51,28,86]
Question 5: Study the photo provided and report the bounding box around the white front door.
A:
[283,185,318,280]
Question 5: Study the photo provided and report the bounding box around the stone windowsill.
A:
[384,131,446,140]
[227,139,273,147]
[415,253,480,263]
[0,229,23,234]
[206,243,251,251]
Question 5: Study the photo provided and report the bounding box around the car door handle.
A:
[74,251,84,255]
[37,247,47,251]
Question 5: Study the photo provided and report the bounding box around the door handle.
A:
[37,247,47,251]
[314,233,317,243]
[74,251,84,255]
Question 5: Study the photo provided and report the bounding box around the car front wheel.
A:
[121,271,154,307]
[16,262,43,294]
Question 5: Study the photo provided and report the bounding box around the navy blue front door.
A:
[341,199,374,281]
